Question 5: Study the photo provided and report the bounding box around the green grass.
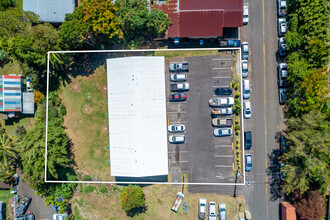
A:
[154,50,221,58]
[0,117,34,137]
[0,189,14,219]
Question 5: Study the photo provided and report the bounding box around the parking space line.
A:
[214,155,234,158]
[167,111,187,114]
[214,165,232,168]
[212,58,232,61]
[212,85,230,88]
[212,76,232,79]
[214,145,232,148]
[170,121,186,124]
[212,67,231,70]
[168,151,188,154]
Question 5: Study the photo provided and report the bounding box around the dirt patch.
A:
[70,80,81,92]
[29,117,34,126]
[101,126,108,134]
[83,104,94,114]
[99,85,107,96]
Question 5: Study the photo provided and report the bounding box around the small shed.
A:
[23,0,75,23]
[22,92,34,114]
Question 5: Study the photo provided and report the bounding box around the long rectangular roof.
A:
[107,56,168,177]
[23,0,75,23]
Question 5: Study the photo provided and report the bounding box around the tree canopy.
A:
[120,185,146,217]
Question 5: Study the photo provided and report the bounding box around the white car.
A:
[168,124,185,133]
[278,63,288,87]
[242,60,248,78]
[209,97,234,107]
[243,3,249,25]
[278,18,287,36]
[219,203,226,220]
[214,128,233,137]
[208,201,217,220]
[53,214,69,220]
[198,198,207,219]
[211,107,233,116]
[170,73,186,82]
[26,77,32,92]
[244,101,252,119]
[242,42,249,60]
[168,135,185,144]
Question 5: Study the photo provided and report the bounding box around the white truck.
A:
[277,0,287,16]
[170,83,190,91]
[171,192,184,212]
[169,62,189,72]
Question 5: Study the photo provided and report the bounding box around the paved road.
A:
[241,0,285,219]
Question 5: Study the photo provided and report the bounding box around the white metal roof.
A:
[107,56,168,177]
[23,0,75,23]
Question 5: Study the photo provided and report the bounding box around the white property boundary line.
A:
[45,48,246,186]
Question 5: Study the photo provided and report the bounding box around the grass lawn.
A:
[0,189,14,219]
[0,116,34,137]
[154,50,222,58]
[61,66,110,181]
[72,184,247,220]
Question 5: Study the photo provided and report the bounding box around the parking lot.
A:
[166,54,238,184]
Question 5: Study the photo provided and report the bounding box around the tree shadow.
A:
[267,131,285,201]
[125,205,148,217]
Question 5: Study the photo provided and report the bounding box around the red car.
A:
[169,93,187,102]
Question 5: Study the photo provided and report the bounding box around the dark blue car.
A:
[18,196,32,215]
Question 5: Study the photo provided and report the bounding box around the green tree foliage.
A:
[281,110,330,195]
[120,185,146,217]
[115,0,172,46]
[0,133,19,182]
[0,0,12,11]
[60,0,123,49]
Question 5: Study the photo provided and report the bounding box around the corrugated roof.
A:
[0,75,21,112]
[107,57,168,178]
[154,0,243,38]
[22,92,34,114]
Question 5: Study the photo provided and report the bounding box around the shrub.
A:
[34,91,45,104]
[83,185,95,193]
[60,105,67,116]
[99,185,108,193]
[83,175,92,181]
[235,92,240,98]
[113,185,121,192]
[120,185,146,217]
[234,124,241,131]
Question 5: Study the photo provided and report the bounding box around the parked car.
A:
[53,214,69,220]
[16,214,35,220]
[209,97,234,107]
[242,60,248,78]
[212,118,233,127]
[245,154,252,172]
[278,37,287,56]
[169,62,189,72]
[219,203,226,220]
[198,198,207,219]
[243,79,250,99]
[214,128,232,137]
[171,83,189,91]
[278,18,287,36]
[280,163,285,181]
[245,131,252,150]
[170,73,187,82]
[242,42,249,60]
[277,0,287,16]
[280,135,286,155]
[278,63,288,87]
[18,196,32,215]
[169,135,185,144]
[215,88,232,96]
[244,101,252,119]
[169,93,187,102]
[208,202,217,220]
[279,88,287,105]
[26,77,32,92]
[211,107,233,116]
[168,124,185,133]
[243,3,249,25]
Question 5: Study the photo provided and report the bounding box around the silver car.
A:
[245,154,252,172]
[278,18,287,36]
[170,73,186,82]
[168,135,185,144]
[214,128,232,137]
[244,101,252,119]
[168,124,185,133]
[219,203,226,220]
[242,60,248,78]
[242,42,249,60]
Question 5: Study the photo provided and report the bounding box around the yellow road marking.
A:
[169,158,171,166]
[232,162,234,171]
[232,142,234,150]
[262,0,269,217]
[168,118,170,126]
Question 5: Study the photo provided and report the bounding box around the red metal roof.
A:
[154,0,243,38]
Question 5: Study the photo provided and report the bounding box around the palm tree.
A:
[0,133,19,182]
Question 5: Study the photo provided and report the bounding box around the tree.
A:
[120,185,146,217]
[292,190,327,220]
[0,133,19,182]
[0,0,12,11]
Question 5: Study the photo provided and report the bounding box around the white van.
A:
[243,79,250,99]
[243,3,249,25]
[244,101,252,119]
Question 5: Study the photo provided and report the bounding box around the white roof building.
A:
[107,56,168,178]
[23,0,75,23]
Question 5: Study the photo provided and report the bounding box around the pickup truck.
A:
[219,39,241,47]
[169,62,189,72]
[209,97,234,107]
[212,118,233,127]
[211,108,233,116]
[171,192,184,212]
[170,83,189,91]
